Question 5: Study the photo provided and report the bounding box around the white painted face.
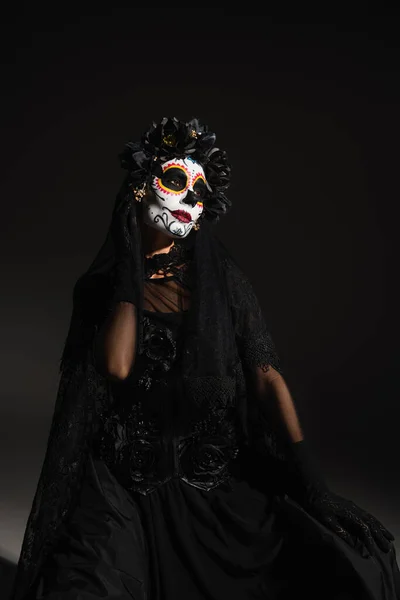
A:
[142,157,207,238]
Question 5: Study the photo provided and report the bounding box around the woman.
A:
[11,117,400,599]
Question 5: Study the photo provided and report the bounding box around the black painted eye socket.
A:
[193,180,207,199]
[161,168,187,191]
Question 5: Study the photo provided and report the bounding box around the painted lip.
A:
[170,209,192,223]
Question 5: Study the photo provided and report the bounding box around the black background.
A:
[1,11,399,573]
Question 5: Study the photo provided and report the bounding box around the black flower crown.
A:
[119,116,232,222]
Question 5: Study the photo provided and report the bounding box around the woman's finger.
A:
[321,515,358,550]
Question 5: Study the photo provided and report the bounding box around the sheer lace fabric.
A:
[143,274,191,313]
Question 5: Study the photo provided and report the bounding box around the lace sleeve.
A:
[225,258,282,375]
[225,258,299,464]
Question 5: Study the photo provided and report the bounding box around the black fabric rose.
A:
[179,435,237,486]
[141,317,177,370]
[129,439,157,481]
[119,116,232,223]
[192,443,226,476]
[136,318,177,391]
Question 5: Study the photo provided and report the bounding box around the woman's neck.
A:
[140,222,175,258]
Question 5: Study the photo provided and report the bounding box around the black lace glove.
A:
[286,440,395,558]
[110,192,137,305]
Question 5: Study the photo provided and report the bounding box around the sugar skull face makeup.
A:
[142,157,207,238]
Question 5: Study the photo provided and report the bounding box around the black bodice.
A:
[92,308,240,496]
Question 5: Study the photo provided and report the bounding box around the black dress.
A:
[32,275,400,600]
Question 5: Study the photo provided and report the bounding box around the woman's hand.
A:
[283,440,395,558]
[111,191,135,261]
[299,487,395,557]
[109,191,139,307]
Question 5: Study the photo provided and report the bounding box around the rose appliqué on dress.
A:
[129,439,157,482]
[138,315,177,390]
[178,432,239,491]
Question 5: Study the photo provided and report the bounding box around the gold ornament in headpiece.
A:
[162,133,176,147]
[189,129,198,139]
[133,182,147,202]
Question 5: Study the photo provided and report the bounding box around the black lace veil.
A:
[11,119,285,600]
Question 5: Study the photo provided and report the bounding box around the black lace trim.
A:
[144,241,193,282]
[11,357,110,600]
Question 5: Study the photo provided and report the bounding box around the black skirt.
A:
[32,452,400,600]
